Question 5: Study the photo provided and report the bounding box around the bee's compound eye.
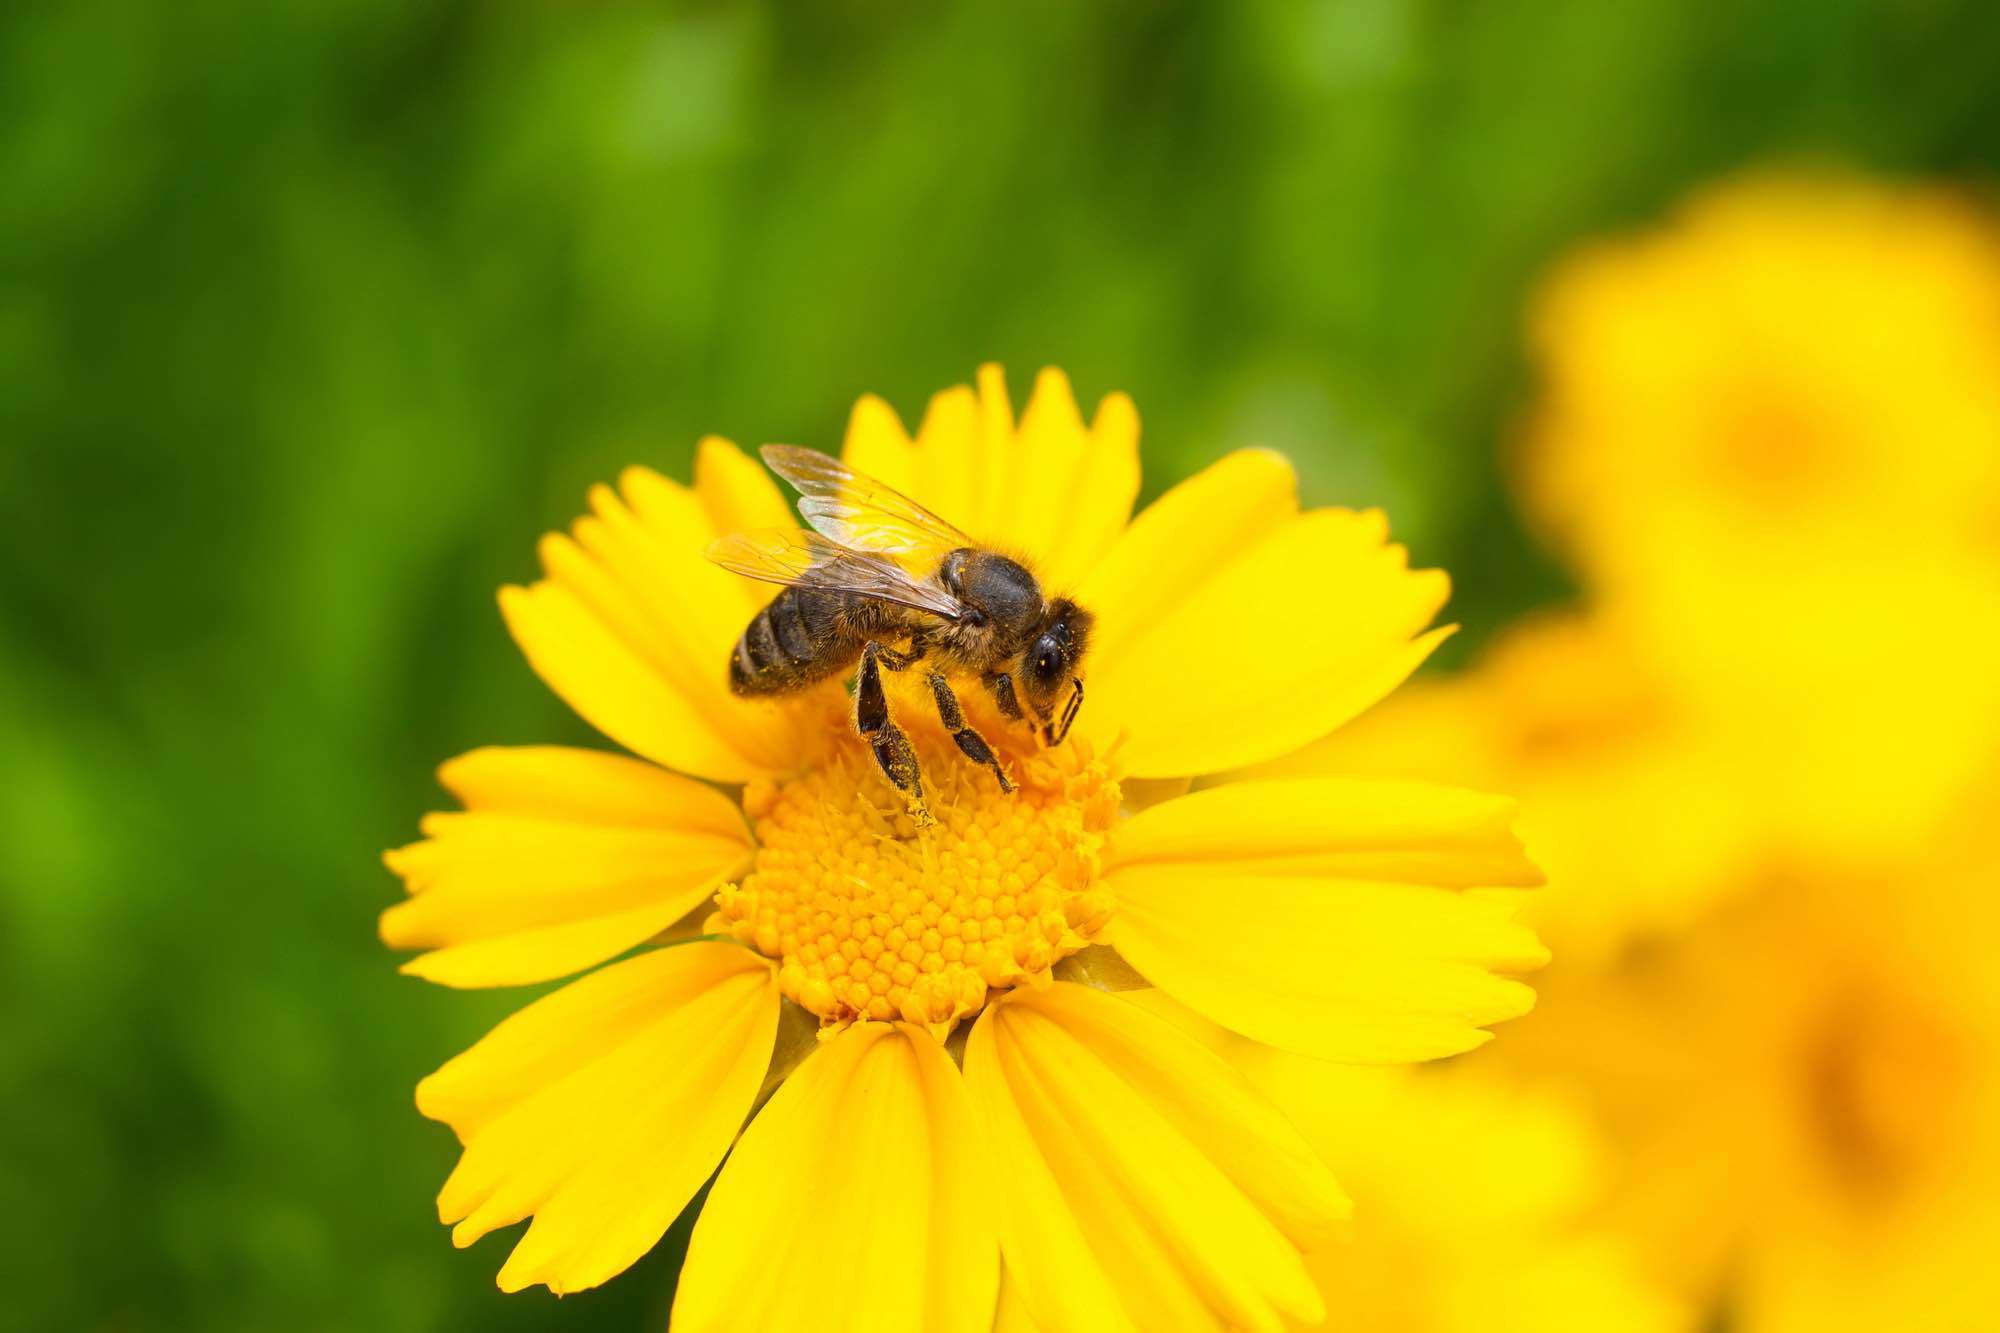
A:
[1030,634,1063,686]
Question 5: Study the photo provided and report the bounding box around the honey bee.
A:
[708,445,1091,811]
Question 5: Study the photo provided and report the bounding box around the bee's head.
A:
[1019,598,1093,743]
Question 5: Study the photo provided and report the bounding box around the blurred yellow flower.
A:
[1501,803,2000,1332]
[1312,171,2000,1332]
[1521,175,2000,860]
[382,366,1546,1330]
[1250,1059,1689,1333]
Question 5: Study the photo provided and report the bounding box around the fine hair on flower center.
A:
[709,699,1119,1035]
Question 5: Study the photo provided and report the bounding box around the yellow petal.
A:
[393,904,713,989]
[992,368,1142,590]
[1238,612,1768,960]
[965,983,1340,1333]
[418,942,778,1294]
[1063,387,1142,585]
[1081,455,1450,776]
[429,744,750,836]
[695,435,797,570]
[840,392,919,487]
[1101,777,1547,1062]
[1079,448,1297,664]
[578,469,795,745]
[849,371,992,537]
[502,452,806,783]
[674,1023,997,1333]
[967,363,1019,534]
[994,1276,1045,1333]
[1018,982,1350,1250]
[907,382,984,538]
[1228,622,1457,778]
[836,366,1139,584]
[380,747,751,988]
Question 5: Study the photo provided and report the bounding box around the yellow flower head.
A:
[382,366,1546,1331]
[1527,176,2000,560]
[1520,174,2000,859]
[1500,802,2000,1333]
[1246,1056,1689,1333]
[1289,173,2000,1333]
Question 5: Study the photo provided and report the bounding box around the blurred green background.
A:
[5,0,1998,1327]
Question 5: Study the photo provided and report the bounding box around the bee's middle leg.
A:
[856,641,929,819]
[929,672,1014,794]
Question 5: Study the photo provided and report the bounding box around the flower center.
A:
[1801,974,1971,1211]
[710,690,1121,1036]
[1707,383,1848,511]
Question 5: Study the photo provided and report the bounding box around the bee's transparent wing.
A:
[704,528,965,622]
[760,444,971,560]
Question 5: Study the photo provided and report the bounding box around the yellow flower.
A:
[1519,174,2000,861]
[1525,173,2000,573]
[1260,612,1762,961]
[1498,805,2000,1333]
[1259,602,2000,1329]
[1290,173,2000,1331]
[382,366,1546,1330]
[1512,174,2000,860]
[1246,1057,1688,1333]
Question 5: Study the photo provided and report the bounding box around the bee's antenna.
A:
[1049,677,1084,746]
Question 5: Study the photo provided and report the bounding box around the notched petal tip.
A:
[1089,449,1461,775]
[1101,776,1553,1062]
[420,946,781,1295]
[494,583,537,632]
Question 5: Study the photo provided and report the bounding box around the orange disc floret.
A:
[710,709,1118,1037]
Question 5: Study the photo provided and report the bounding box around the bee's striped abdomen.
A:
[729,586,858,696]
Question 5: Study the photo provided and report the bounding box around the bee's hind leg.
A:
[857,642,930,822]
[929,672,1014,794]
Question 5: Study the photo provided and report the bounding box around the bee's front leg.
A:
[857,641,930,822]
[986,671,1025,723]
[985,671,1049,747]
[929,672,1014,794]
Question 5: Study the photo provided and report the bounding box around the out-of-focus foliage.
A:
[6,0,2000,1329]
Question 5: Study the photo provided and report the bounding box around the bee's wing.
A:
[760,444,970,561]
[705,528,966,622]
